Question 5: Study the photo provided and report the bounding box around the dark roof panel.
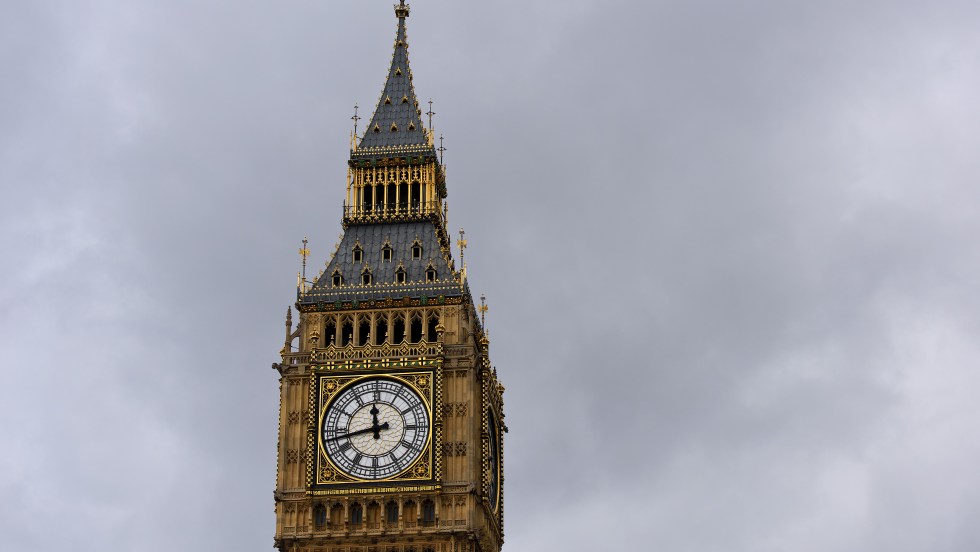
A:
[353,10,436,162]
[299,221,460,304]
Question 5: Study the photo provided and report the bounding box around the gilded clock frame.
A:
[306,358,444,496]
[480,355,505,529]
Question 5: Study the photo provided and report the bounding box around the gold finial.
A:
[426,99,435,131]
[395,1,410,19]
[438,133,446,164]
[478,294,488,328]
[299,236,310,282]
[458,228,468,290]
[457,228,467,263]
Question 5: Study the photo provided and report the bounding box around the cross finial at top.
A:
[395,1,410,19]
[478,294,489,328]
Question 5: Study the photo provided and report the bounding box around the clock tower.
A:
[271,4,505,552]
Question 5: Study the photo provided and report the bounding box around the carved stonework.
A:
[442,441,467,457]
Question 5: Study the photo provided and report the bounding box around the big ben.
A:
[271,3,505,552]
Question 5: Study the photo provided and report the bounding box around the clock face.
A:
[321,377,430,480]
[487,409,500,511]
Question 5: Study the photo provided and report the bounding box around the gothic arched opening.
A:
[358,320,371,346]
[341,320,353,346]
[385,501,399,526]
[313,504,326,531]
[427,313,439,342]
[393,318,406,344]
[349,502,363,528]
[399,182,408,212]
[375,316,388,345]
[421,500,435,527]
[410,314,423,343]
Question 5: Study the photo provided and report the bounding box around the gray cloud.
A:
[2,0,979,550]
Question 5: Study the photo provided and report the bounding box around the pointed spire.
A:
[352,2,436,163]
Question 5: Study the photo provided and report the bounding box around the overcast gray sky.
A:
[3,0,980,550]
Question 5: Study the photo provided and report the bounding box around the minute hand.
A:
[326,422,390,442]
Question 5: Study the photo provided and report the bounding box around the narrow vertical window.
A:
[410,314,423,343]
[350,503,363,526]
[421,500,435,527]
[393,318,406,344]
[313,505,327,530]
[358,320,371,346]
[427,314,439,342]
[385,501,399,525]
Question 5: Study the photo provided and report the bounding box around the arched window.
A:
[361,267,373,286]
[399,182,408,212]
[313,504,327,530]
[412,241,423,259]
[382,243,393,262]
[385,501,399,525]
[411,181,421,212]
[358,319,371,346]
[427,314,439,342]
[352,245,363,263]
[363,185,373,212]
[395,266,407,284]
[410,313,423,343]
[374,315,388,345]
[386,183,396,212]
[421,500,435,527]
[425,264,437,282]
[332,270,343,287]
[324,321,336,347]
[350,502,363,527]
[341,319,353,346]
[393,317,406,344]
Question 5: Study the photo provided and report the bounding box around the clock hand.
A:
[326,422,390,442]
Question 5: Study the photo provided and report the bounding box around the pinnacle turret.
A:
[351,2,436,163]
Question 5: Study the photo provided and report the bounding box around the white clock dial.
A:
[322,377,430,480]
